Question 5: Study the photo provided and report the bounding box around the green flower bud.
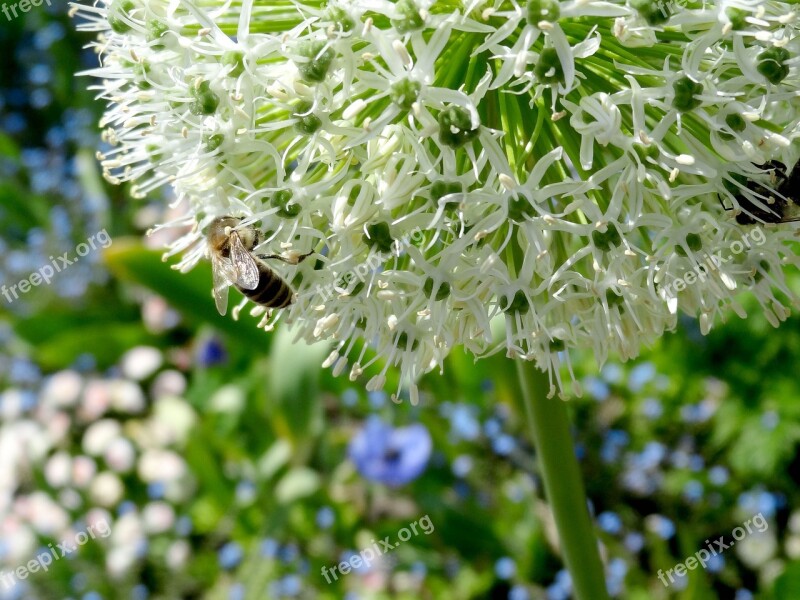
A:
[223,51,245,77]
[109,0,136,34]
[390,79,421,112]
[146,20,168,47]
[502,290,530,314]
[363,222,394,253]
[325,6,356,32]
[294,102,322,135]
[676,233,702,256]
[526,0,560,24]
[272,189,301,218]
[295,41,335,83]
[631,0,671,25]
[438,106,479,148]
[423,277,451,301]
[671,76,704,112]
[391,0,425,33]
[592,224,622,252]
[189,80,220,116]
[204,134,224,153]
[757,47,791,85]
[725,7,749,31]
[534,48,564,85]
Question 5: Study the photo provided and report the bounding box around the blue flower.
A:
[218,542,243,570]
[495,557,516,580]
[348,416,432,486]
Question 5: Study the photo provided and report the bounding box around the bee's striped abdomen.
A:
[237,264,294,308]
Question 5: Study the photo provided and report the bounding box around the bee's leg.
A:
[718,194,734,212]
[257,251,314,265]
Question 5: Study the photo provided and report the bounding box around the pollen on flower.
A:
[73,0,800,400]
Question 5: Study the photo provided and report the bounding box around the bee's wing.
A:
[211,253,232,316]
[229,232,260,290]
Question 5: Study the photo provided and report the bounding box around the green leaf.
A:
[258,439,293,481]
[266,325,329,441]
[775,561,800,600]
[274,467,320,503]
[0,131,20,159]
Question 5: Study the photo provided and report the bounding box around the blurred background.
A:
[2,5,800,600]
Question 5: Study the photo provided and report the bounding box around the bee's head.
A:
[208,216,243,252]
[207,216,261,254]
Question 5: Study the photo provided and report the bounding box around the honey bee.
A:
[207,216,312,315]
[720,160,800,225]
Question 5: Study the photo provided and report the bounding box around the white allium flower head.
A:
[73,0,800,398]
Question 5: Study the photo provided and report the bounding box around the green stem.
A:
[515,360,609,600]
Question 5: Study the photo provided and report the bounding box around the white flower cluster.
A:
[73,0,800,398]
[0,350,194,578]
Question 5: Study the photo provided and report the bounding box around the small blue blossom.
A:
[623,532,645,553]
[628,362,656,391]
[508,586,529,600]
[196,337,227,367]
[218,542,244,570]
[260,538,279,558]
[492,434,516,456]
[315,507,335,529]
[452,455,473,478]
[449,404,480,441]
[348,416,432,486]
[598,511,623,535]
[708,466,729,486]
[367,390,387,408]
[761,410,779,430]
[484,418,502,439]
[228,584,245,600]
[683,480,704,503]
[647,515,676,539]
[640,398,663,420]
[707,553,725,573]
[341,388,359,406]
[494,557,516,580]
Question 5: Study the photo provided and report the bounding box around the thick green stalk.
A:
[515,361,609,600]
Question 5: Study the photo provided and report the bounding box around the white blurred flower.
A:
[83,419,123,456]
[120,346,164,381]
[39,370,83,409]
[104,437,137,473]
[74,0,800,397]
[152,396,196,445]
[81,379,112,421]
[90,471,125,507]
[17,492,70,536]
[44,451,73,488]
[72,455,98,489]
[142,501,175,534]
[166,539,190,570]
[108,379,146,414]
[210,385,245,414]
[737,530,778,569]
[138,449,187,483]
[150,369,187,400]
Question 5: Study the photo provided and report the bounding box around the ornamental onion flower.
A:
[72,0,800,401]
